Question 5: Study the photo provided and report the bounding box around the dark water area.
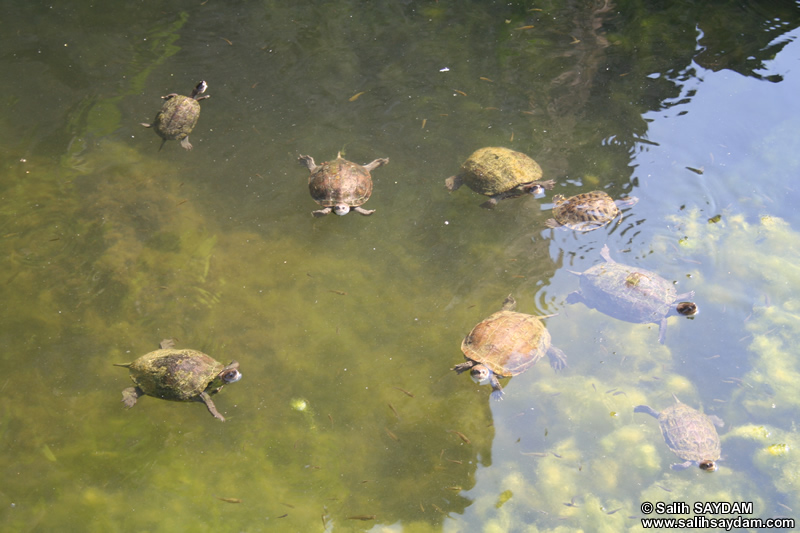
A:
[2,1,800,531]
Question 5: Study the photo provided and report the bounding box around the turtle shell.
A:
[308,155,373,208]
[547,191,629,232]
[461,307,551,377]
[124,348,226,401]
[568,245,695,343]
[636,398,721,471]
[458,147,543,196]
[151,95,202,143]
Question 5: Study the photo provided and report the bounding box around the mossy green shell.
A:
[151,95,201,142]
[124,349,225,401]
[459,147,543,196]
[461,309,550,377]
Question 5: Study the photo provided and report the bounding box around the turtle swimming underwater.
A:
[114,339,241,421]
[634,395,723,471]
[445,147,555,208]
[545,190,638,232]
[299,152,388,217]
[141,81,209,151]
[452,295,566,400]
[567,245,697,344]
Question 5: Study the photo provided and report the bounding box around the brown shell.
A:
[459,147,543,196]
[657,402,721,465]
[308,156,373,208]
[152,95,201,142]
[461,309,550,377]
[548,191,623,231]
[124,348,225,402]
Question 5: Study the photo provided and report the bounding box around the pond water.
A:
[2,1,800,531]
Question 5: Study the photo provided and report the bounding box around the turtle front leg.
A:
[547,346,568,371]
[312,207,333,217]
[180,137,193,151]
[198,391,226,421]
[353,206,375,216]
[298,155,317,171]
[488,375,505,401]
[363,158,389,171]
[657,317,668,344]
[121,386,145,408]
[452,360,476,374]
[444,174,464,191]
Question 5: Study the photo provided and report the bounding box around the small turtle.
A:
[452,295,566,400]
[634,395,723,471]
[545,191,638,232]
[114,339,241,421]
[445,147,555,208]
[567,245,697,344]
[141,81,209,151]
[299,152,388,217]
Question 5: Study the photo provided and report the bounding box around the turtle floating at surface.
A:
[445,147,555,208]
[545,190,638,232]
[114,339,241,421]
[299,152,388,217]
[141,81,209,151]
[567,245,697,344]
[452,295,566,400]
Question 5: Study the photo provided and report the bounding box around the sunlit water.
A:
[2,1,800,531]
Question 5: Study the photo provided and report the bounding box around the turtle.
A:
[141,81,209,151]
[566,244,697,344]
[545,190,639,232]
[452,295,566,400]
[634,394,723,471]
[445,147,556,209]
[299,152,388,217]
[114,339,241,421]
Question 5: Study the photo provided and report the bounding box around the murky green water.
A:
[3,1,800,531]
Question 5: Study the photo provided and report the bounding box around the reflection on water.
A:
[2,0,800,531]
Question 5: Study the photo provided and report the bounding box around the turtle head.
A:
[699,460,717,472]
[469,364,492,384]
[218,361,242,384]
[676,301,698,316]
[333,205,351,216]
[191,81,208,99]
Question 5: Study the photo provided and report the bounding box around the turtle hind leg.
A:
[479,196,500,209]
[353,206,375,216]
[121,386,144,408]
[197,391,225,421]
[179,137,193,151]
[452,360,476,374]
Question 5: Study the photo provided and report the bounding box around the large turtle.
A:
[141,81,209,151]
[545,191,638,232]
[445,147,555,208]
[114,339,241,421]
[299,152,388,217]
[452,295,566,400]
[567,245,697,344]
[634,395,723,471]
